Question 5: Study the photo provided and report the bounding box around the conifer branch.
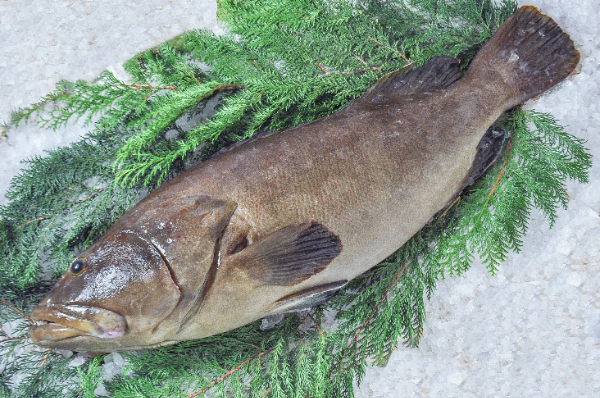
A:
[488,135,513,201]
[306,313,324,337]
[440,195,461,218]
[187,347,274,398]
[315,62,329,74]
[35,349,52,376]
[316,66,382,78]
[73,188,105,205]
[113,83,178,90]
[0,301,33,324]
[367,36,410,62]
[350,260,408,348]
[15,217,46,230]
[0,327,24,343]
[1,1,590,396]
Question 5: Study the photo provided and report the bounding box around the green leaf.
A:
[77,356,104,398]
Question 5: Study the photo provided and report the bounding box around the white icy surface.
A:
[0,0,598,396]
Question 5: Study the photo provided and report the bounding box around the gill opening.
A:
[145,238,187,336]
[147,239,181,291]
[175,234,222,332]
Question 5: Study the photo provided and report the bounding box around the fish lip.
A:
[29,304,127,344]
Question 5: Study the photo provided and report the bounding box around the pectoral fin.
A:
[267,280,348,315]
[234,222,342,286]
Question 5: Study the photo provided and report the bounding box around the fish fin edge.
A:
[233,222,342,286]
[358,57,462,105]
[266,280,348,315]
[444,125,506,208]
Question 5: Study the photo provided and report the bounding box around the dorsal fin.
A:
[357,57,462,106]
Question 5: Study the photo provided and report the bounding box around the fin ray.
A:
[233,222,342,286]
[357,57,462,106]
[445,126,506,209]
[463,126,506,188]
[467,5,579,106]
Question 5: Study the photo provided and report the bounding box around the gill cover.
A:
[126,194,238,332]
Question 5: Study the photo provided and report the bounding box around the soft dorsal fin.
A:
[233,222,342,286]
[357,57,462,106]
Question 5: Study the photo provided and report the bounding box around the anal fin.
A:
[445,125,506,208]
[464,126,506,187]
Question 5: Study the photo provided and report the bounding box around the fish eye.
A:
[70,258,87,276]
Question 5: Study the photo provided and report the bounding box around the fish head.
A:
[29,231,180,352]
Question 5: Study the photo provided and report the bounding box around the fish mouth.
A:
[29,304,126,345]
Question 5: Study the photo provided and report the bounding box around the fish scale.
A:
[29,6,580,352]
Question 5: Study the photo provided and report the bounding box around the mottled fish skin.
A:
[29,6,580,352]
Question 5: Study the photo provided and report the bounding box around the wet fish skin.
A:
[29,6,580,352]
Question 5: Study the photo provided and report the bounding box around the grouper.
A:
[29,6,580,352]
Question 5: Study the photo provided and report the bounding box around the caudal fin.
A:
[467,6,580,106]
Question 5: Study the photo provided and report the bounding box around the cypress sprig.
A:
[77,356,105,398]
[0,0,590,397]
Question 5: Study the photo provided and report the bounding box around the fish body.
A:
[30,6,580,352]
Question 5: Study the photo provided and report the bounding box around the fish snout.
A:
[29,304,126,345]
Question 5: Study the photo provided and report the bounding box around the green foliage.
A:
[0,0,591,397]
[0,325,82,397]
[434,109,591,275]
[77,356,105,398]
[0,127,145,291]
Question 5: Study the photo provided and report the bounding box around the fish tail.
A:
[467,6,579,107]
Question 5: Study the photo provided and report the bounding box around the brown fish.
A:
[29,6,579,352]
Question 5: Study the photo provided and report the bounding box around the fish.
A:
[29,6,579,352]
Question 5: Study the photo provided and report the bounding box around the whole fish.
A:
[29,6,579,352]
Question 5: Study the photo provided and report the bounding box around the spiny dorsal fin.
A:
[234,222,342,286]
[267,280,348,315]
[358,57,462,106]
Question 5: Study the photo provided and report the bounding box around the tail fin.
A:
[467,6,580,106]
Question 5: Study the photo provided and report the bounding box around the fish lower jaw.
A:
[29,323,126,348]
[29,322,85,343]
[29,304,127,345]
